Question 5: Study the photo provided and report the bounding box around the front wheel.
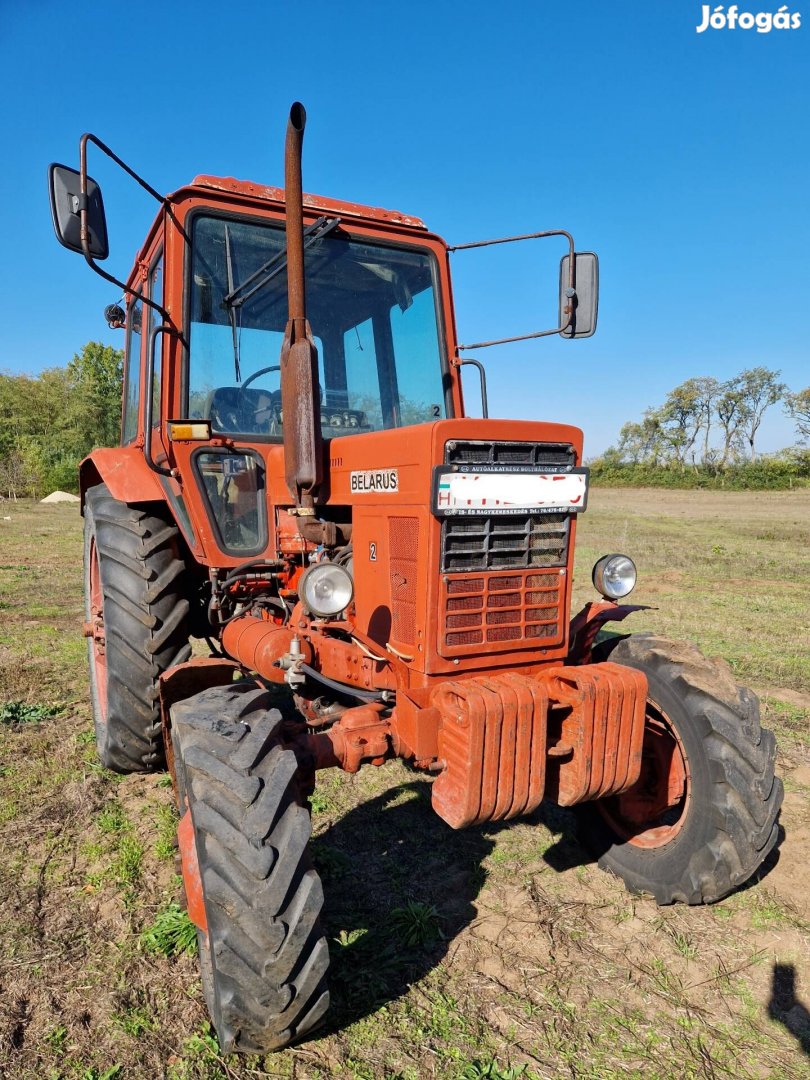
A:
[171,681,330,1053]
[579,633,783,905]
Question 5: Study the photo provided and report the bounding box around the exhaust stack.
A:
[280,102,323,511]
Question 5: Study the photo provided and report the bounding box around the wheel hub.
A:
[596,700,690,849]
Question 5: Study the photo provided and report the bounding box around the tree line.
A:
[0,343,123,499]
[2,348,809,498]
[592,367,810,489]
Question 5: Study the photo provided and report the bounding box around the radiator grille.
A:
[442,513,569,573]
[389,516,419,645]
[438,440,574,656]
[439,569,564,656]
[445,440,575,469]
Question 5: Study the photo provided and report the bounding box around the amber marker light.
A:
[168,420,212,441]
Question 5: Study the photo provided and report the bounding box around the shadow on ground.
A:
[311,777,785,1034]
[769,963,810,1056]
[312,780,489,1032]
[311,782,594,1033]
[541,808,784,897]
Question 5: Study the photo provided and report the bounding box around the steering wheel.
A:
[238,366,282,431]
[240,365,280,392]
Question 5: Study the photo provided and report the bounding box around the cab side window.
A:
[122,296,143,444]
[148,256,164,428]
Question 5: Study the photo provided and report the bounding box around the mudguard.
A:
[568,600,651,664]
[79,446,166,511]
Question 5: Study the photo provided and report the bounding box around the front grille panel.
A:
[439,569,565,657]
[442,513,569,573]
[437,440,575,657]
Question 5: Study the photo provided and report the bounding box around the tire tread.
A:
[171,682,329,1053]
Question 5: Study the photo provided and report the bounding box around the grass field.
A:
[1,489,809,1079]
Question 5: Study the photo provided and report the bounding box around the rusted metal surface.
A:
[303,703,391,774]
[543,663,647,807]
[424,661,647,828]
[222,612,397,694]
[79,447,166,511]
[220,618,301,685]
[430,673,550,829]
[187,175,428,230]
[280,102,323,511]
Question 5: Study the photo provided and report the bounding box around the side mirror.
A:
[48,163,109,260]
[559,252,598,338]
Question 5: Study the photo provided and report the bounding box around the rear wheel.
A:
[83,483,191,772]
[580,633,783,904]
[171,681,330,1053]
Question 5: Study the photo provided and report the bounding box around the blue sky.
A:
[0,0,807,455]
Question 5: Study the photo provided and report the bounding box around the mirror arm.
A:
[450,228,575,350]
[456,358,489,418]
[78,133,171,322]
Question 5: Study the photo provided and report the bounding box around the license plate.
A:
[433,467,588,516]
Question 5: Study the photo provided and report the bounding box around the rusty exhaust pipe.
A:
[281,102,323,512]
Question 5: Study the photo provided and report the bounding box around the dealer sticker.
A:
[350,468,399,494]
[435,468,588,515]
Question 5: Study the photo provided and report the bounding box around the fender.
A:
[567,600,651,665]
[79,446,166,511]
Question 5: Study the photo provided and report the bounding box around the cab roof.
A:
[177,175,427,231]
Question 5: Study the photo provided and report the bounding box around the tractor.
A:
[48,103,782,1053]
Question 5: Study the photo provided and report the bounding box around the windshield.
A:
[188,214,448,437]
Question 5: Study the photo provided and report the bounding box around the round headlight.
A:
[592,554,637,600]
[300,562,354,618]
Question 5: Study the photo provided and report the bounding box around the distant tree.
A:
[716,377,748,465]
[0,342,123,497]
[660,380,704,467]
[66,341,124,450]
[785,387,810,442]
[736,367,787,461]
[691,375,722,464]
[617,410,666,465]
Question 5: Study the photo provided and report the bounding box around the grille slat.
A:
[442,513,569,573]
[445,440,576,469]
[440,568,566,655]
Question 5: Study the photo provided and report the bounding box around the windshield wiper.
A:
[223,215,341,312]
[224,225,241,382]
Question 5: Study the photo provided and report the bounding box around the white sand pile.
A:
[40,490,81,504]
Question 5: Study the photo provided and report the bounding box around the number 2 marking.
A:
[369,542,377,561]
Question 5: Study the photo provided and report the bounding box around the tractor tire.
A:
[579,632,783,905]
[84,483,191,772]
[170,681,330,1053]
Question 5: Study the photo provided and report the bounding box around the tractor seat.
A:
[204,386,282,435]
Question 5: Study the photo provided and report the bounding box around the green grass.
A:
[0,494,808,1079]
[389,900,443,947]
[154,802,179,861]
[0,700,62,726]
[140,902,198,957]
[460,1062,532,1080]
[572,489,810,692]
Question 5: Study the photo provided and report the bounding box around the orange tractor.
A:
[49,104,781,1052]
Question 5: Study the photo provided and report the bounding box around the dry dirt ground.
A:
[0,488,808,1080]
